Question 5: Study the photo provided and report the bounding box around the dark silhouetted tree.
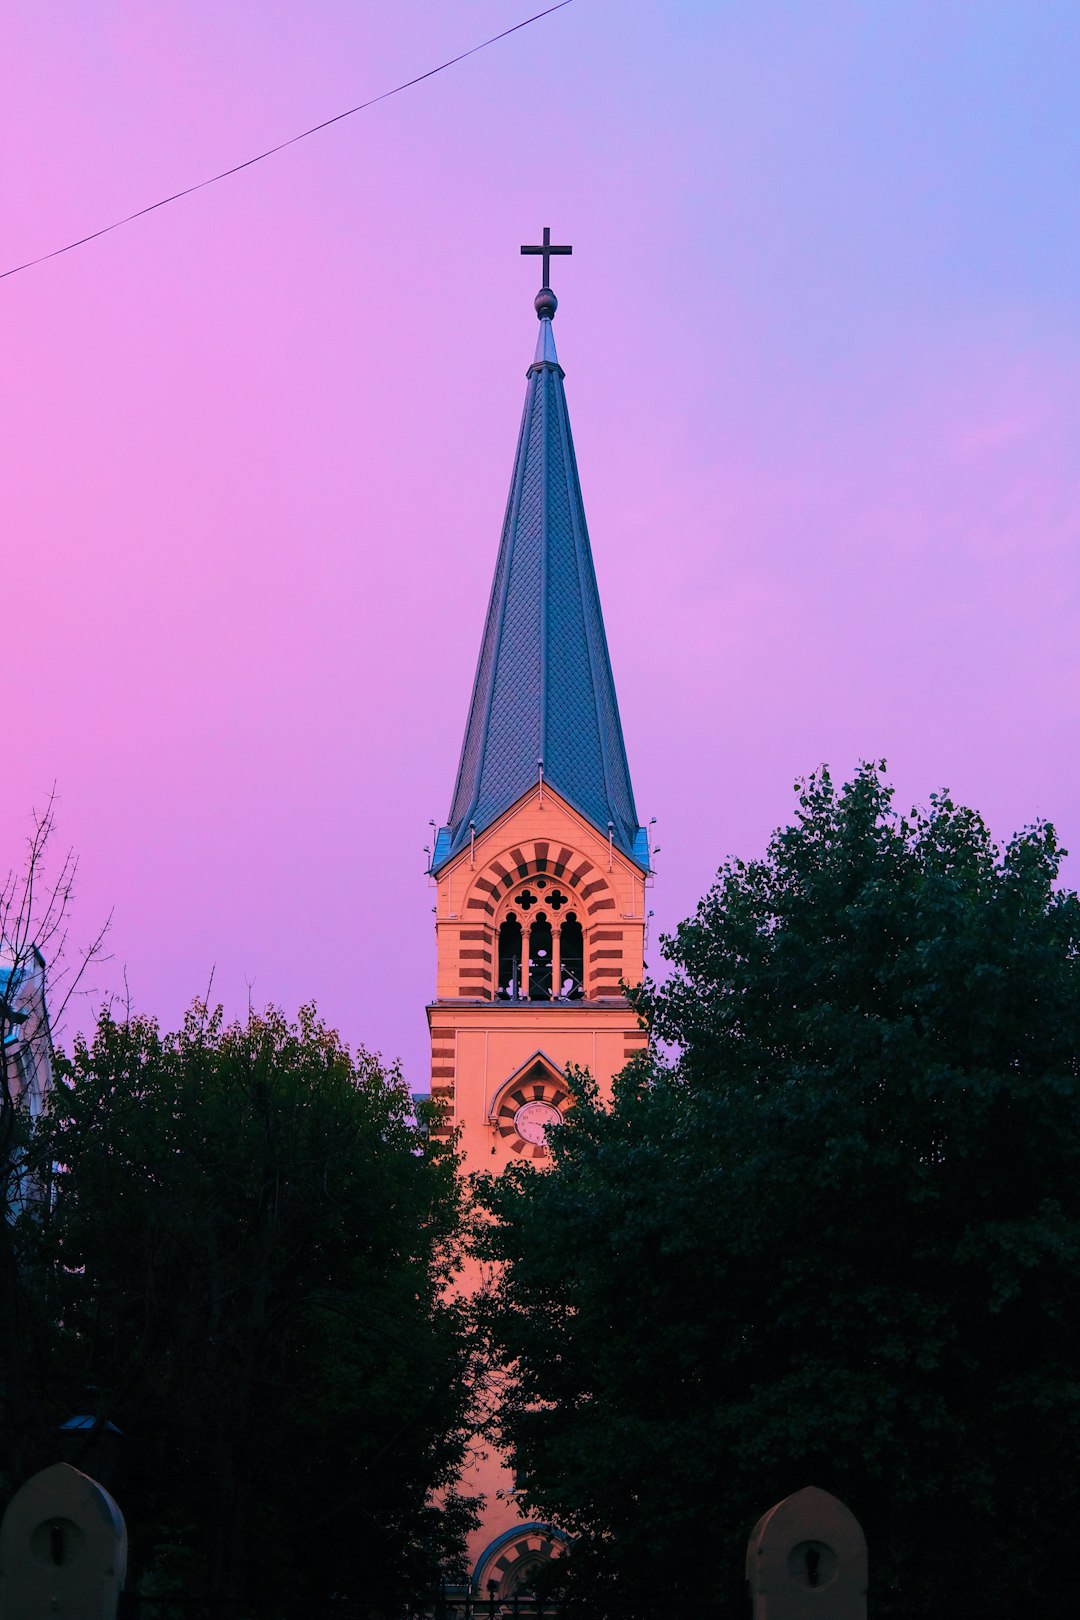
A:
[38,1002,475,1609]
[480,764,1080,1620]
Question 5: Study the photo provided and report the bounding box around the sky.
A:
[4,1,1079,1088]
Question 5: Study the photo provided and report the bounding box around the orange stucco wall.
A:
[427,784,649,1584]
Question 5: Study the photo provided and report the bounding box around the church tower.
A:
[427,236,650,1593]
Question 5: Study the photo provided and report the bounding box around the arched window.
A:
[498,913,523,1000]
[529,914,553,1001]
[559,913,584,1000]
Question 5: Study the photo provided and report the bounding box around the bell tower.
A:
[427,236,650,1590]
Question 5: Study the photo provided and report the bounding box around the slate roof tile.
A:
[437,315,644,870]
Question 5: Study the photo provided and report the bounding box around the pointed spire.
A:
[434,275,646,873]
[533,313,559,369]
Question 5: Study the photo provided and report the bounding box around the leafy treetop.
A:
[30,1002,475,1609]
[479,764,1080,1620]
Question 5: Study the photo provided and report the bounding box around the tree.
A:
[35,1002,475,1610]
[0,795,108,1504]
[478,764,1080,1620]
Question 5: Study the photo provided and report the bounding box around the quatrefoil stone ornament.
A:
[515,889,538,911]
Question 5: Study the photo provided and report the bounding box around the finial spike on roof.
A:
[534,286,558,321]
[533,315,559,368]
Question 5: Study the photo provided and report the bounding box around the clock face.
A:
[513,1099,561,1145]
[495,1064,569,1155]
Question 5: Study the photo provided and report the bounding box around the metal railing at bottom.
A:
[117,1598,375,1620]
[117,1593,567,1620]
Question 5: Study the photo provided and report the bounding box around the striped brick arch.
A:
[464,840,616,919]
[490,1054,569,1158]
[459,840,624,999]
[473,1523,567,1600]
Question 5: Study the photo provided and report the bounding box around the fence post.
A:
[0,1461,128,1620]
[745,1485,867,1620]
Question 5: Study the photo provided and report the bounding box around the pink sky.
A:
[4,2,1079,1087]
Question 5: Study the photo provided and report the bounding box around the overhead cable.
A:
[1,0,574,284]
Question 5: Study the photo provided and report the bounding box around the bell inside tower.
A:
[559,913,584,999]
[529,915,553,1000]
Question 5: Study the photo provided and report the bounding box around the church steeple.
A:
[432,249,647,872]
[426,241,653,1589]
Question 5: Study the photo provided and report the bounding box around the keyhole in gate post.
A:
[31,1515,85,1569]
[787,1539,836,1589]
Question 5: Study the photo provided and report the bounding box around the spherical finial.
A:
[534,287,558,321]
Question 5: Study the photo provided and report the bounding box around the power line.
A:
[0,1,575,284]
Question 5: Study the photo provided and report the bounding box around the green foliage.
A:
[479,765,1080,1619]
[34,1003,474,1609]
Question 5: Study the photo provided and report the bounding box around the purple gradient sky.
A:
[5,2,1079,1086]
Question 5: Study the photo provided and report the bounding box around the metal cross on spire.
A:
[521,226,572,290]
